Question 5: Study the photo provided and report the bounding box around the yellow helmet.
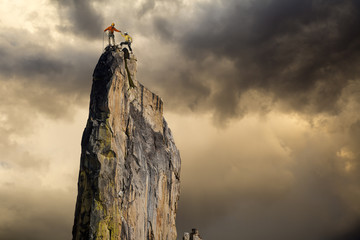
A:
[111,23,115,26]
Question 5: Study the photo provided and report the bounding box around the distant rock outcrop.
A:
[183,229,203,240]
[72,48,181,240]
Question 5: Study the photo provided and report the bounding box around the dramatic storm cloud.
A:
[51,0,105,39]
[0,0,360,239]
[148,0,360,120]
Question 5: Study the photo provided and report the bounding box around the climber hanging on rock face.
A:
[104,23,120,46]
[120,32,133,53]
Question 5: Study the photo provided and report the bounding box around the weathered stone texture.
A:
[72,49,181,240]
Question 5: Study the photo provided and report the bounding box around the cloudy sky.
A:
[1,0,360,239]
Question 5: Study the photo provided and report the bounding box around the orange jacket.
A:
[104,26,120,33]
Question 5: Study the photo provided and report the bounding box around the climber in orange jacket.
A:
[104,23,120,46]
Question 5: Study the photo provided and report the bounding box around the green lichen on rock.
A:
[95,219,109,239]
[98,122,112,148]
[93,201,120,240]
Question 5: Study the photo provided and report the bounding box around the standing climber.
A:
[120,32,133,53]
[104,23,120,46]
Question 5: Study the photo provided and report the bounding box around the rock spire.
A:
[72,48,181,240]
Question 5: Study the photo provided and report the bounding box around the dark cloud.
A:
[350,120,360,144]
[331,221,360,240]
[137,0,185,17]
[51,0,104,39]
[149,0,360,119]
[0,41,70,79]
[153,16,175,41]
[0,27,98,118]
[138,0,156,17]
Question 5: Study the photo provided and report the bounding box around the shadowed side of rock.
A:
[72,49,181,240]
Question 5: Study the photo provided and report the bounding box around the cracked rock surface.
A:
[72,49,181,240]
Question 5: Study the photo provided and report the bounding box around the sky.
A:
[0,0,360,239]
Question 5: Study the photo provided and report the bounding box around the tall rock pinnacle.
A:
[72,49,181,240]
